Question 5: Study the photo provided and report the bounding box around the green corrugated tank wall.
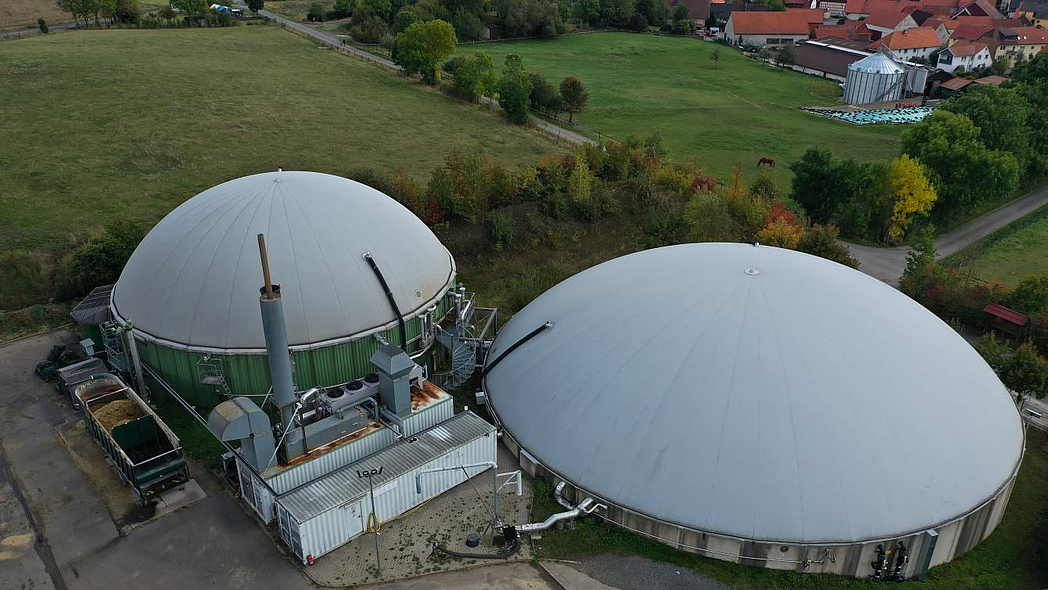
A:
[139,296,451,412]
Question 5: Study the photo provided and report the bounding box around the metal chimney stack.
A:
[258,234,297,431]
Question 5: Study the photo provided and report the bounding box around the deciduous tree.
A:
[886,154,937,240]
[1001,343,1048,405]
[498,54,533,124]
[453,50,496,102]
[559,75,588,124]
[528,72,563,113]
[247,0,264,12]
[901,110,1019,216]
[172,0,207,15]
[567,158,594,202]
[1009,273,1048,316]
[395,19,457,84]
[797,224,858,268]
[940,86,1033,173]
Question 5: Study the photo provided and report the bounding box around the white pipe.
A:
[518,482,605,533]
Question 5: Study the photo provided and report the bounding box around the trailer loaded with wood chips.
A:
[74,373,189,501]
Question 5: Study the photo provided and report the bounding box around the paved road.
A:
[1,22,84,39]
[848,181,1048,285]
[259,10,595,145]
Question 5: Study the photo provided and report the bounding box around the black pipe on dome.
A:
[363,252,408,351]
[481,321,552,378]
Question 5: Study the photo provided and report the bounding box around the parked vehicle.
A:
[75,374,189,501]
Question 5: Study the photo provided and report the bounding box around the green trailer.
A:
[75,373,189,501]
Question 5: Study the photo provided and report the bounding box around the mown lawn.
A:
[530,439,1048,590]
[481,33,902,187]
[0,25,555,254]
[949,208,1048,287]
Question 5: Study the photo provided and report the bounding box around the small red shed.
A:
[984,303,1028,339]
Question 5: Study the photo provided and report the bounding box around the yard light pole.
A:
[358,466,384,577]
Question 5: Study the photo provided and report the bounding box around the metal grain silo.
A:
[843,52,907,105]
[484,243,1023,579]
[111,171,457,411]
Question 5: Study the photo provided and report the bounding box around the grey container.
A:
[275,411,497,563]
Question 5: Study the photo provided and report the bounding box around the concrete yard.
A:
[0,328,650,590]
[0,330,309,590]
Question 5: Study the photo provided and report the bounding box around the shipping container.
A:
[275,411,496,563]
[238,393,454,523]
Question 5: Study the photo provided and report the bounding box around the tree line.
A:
[315,0,707,46]
[56,0,142,26]
[391,20,589,126]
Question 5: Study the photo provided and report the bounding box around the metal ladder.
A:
[100,321,130,372]
[196,353,233,399]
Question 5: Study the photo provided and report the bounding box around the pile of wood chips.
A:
[93,398,144,431]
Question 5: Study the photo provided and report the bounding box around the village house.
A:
[869,26,943,60]
[723,11,811,46]
[937,40,993,70]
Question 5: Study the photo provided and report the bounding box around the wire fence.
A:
[531,107,610,144]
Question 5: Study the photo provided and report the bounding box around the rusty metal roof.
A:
[484,243,1023,544]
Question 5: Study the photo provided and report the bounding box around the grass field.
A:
[0,0,70,31]
[480,34,903,187]
[531,440,1048,590]
[948,207,1048,286]
[0,25,555,255]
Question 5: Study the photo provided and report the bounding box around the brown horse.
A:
[757,157,776,168]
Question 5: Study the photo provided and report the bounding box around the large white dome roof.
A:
[484,243,1023,544]
[113,171,455,351]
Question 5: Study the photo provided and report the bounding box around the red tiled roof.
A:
[973,74,1009,84]
[844,0,921,14]
[865,10,913,27]
[947,40,988,54]
[728,11,811,34]
[950,22,994,38]
[870,25,942,47]
[953,0,994,16]
[950,14,996,25]
[787,7,827,23]
[1007,26,1048,43]
[940,76,973,89]
[813,21,874,38]
[985,303,1028,326]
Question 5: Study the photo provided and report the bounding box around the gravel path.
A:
[572,554,734,590]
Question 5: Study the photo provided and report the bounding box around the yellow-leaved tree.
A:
[887,154,937,240]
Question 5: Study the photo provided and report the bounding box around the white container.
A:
[276,412,496,563]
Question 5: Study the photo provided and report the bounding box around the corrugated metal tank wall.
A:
[843,69,905,105]
[499,428,1020,579]
[139,296,451,411]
